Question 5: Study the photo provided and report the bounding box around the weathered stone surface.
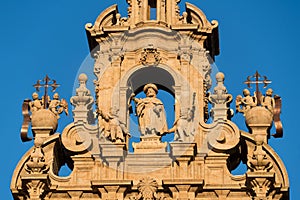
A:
[11,0,289,199]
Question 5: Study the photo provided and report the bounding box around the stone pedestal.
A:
[100,143,126,179]
[170,143,196,179]
[245,107,273,144]
[132,135,167,154]
[31,109,58,144]
[170,142,196,158]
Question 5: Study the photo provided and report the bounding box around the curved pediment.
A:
[85,4,119,36]
[185,2,218,33]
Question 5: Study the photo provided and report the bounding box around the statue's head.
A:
[53,93,59,100]
[266,88,273,96]
[243,89,250,96]
[143,83,158,97]
[32,92,39,100]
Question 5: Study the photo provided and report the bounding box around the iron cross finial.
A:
[33,75,60,109]
[243,71,272,105]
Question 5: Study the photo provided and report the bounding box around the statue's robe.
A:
[136,97,168,136]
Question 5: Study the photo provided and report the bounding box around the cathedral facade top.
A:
[11,0,289,199]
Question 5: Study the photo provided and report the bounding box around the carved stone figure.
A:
[236,89,257,113]
[169,108,195,142]
[29,92,42,113]
[49,93,69,118]
[261,88,275,113]
[99,108,130,143]
[131,83,168,136]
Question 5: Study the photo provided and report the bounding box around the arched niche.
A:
[112,64,197,132]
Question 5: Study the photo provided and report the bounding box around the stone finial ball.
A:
[216,72,225,82]
[78,73,88,82]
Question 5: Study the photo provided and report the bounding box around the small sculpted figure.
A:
[29,92,42,113]
[130,83,168,136]
[49,93,69,118]
[99,108,130,143]
[235,95,243,112]
[236,89,257,113]
[169,107,195,142]
[261,88,275,113]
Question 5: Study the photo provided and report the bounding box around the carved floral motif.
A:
[137,177,159,200]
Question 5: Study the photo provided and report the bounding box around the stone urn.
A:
[245,107,273,144]
[31,109,58,132]
[245,106,273,126]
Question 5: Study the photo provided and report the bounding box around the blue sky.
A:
[1,0,299,199]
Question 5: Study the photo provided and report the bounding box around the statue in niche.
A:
[236,89,257,113]
[168,93,196,142]
[261,88,275,113]
[29,92,43,113]
[169,107,195,142]
[99,108,130,143]
[49,93,69,118]
[130,83,168,136]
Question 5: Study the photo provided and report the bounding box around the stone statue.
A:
[236,89,257,113]
[99,108,130,143]
[130,83,168,136]
[49,93,69,118]
[168,107,195,142]
[29,92,43,113]
[261,88,275,113]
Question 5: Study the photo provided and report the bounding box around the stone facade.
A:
[11,0,289,199]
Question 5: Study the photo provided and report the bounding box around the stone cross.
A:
[33,75,60,109]
[244,71,271,105]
